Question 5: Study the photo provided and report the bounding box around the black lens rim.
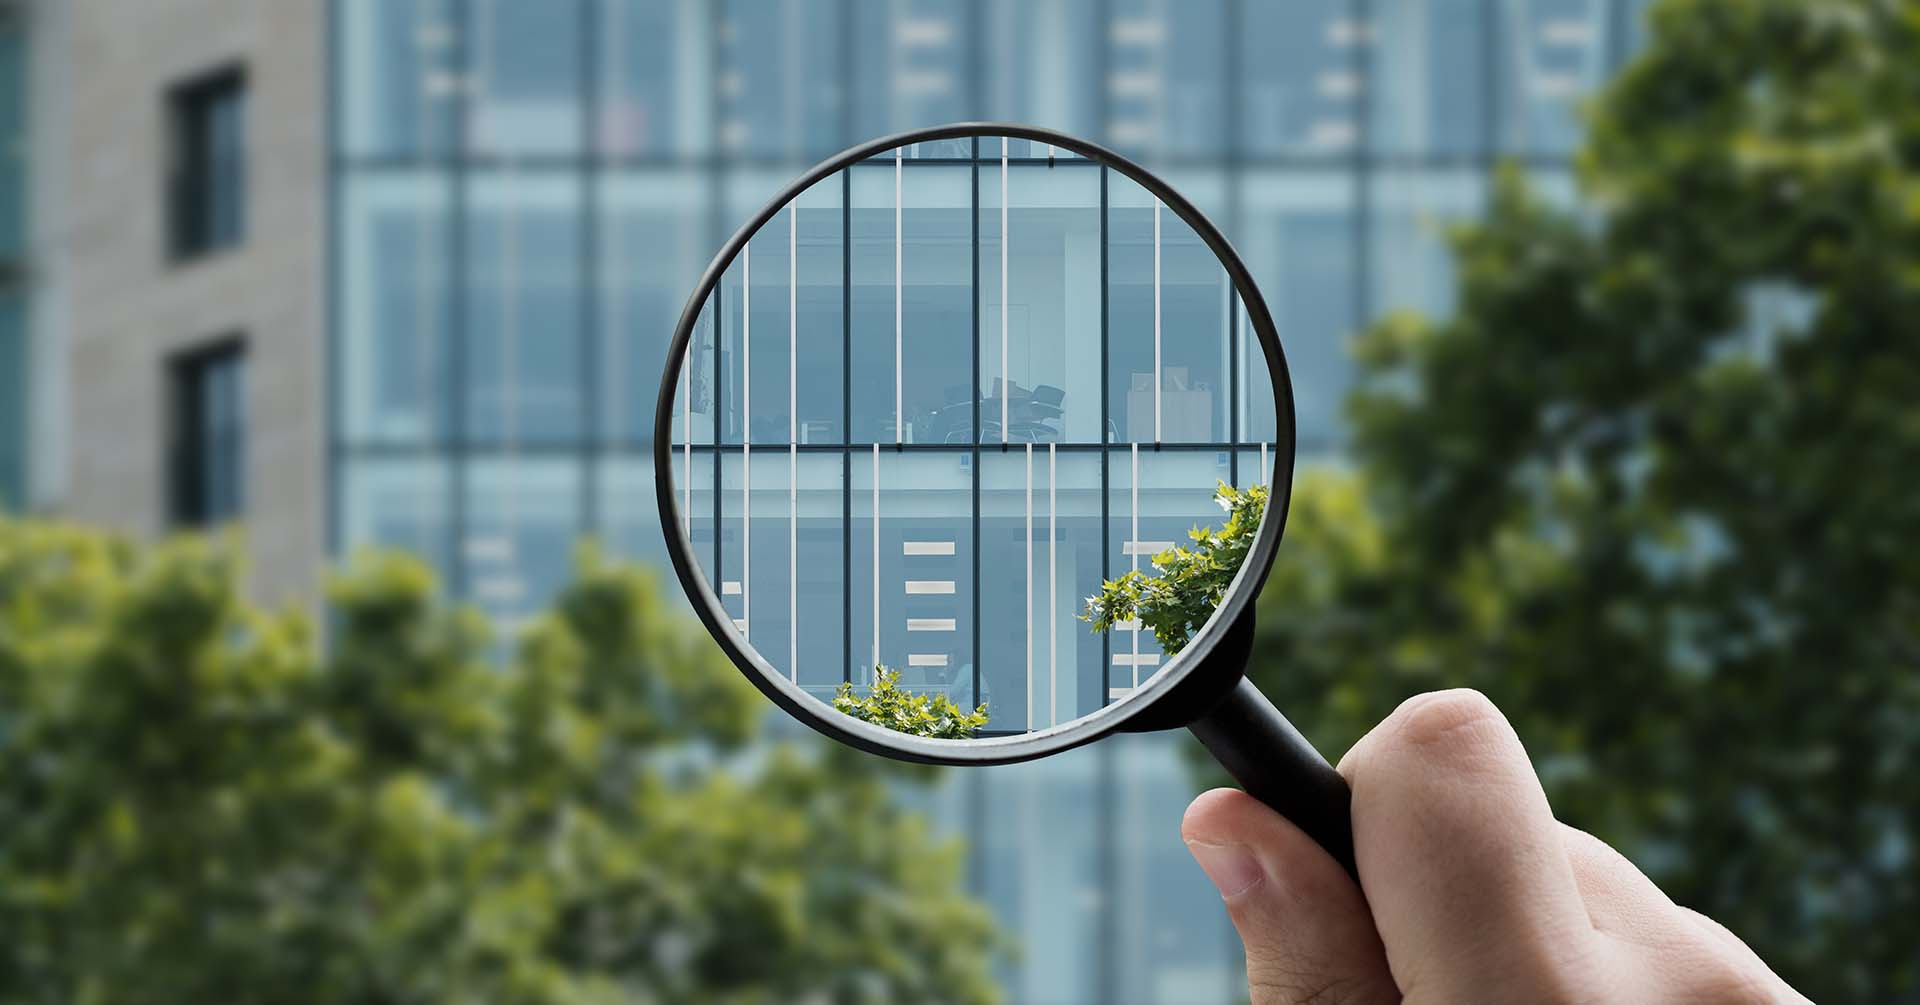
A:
[653,122,1297,765]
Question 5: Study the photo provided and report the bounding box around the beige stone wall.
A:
[52,0,326,608]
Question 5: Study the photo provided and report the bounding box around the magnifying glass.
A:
[653,123,1355,877]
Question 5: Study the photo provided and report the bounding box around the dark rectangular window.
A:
[169,339,246,527]
[168,66,246,259]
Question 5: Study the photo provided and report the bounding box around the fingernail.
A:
[1186,840,1265,899]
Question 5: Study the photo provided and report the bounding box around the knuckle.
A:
[1385,688,1510,757]
[1679,954,1780,1004]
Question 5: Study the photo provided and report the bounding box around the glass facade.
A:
[331,1,1642,998]
[0,9,24,512]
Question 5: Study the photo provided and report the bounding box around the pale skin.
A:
[1183,689,1810,1004]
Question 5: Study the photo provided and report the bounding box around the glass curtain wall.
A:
[332,1,1640,1000]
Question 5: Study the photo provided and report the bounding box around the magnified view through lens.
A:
[663,132,1286,742]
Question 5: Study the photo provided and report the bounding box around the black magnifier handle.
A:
[1187,677,1359,880]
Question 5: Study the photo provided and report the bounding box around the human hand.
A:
[1182,689,1808,1004]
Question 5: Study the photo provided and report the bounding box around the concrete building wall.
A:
[50,0,325,604]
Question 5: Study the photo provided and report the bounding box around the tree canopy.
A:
[1242,2,1920,1000]
[0,521,1000,1004]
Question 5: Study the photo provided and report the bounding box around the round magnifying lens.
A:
[655,124,1353,874]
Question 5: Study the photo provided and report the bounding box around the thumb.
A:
[1184,789,1398,1005]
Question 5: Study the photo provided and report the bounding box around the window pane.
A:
[600,170,710,444]
[719,0,845,159]
[464,458,582,627]
[978,155,1102,444]
[1240,0,1359,157]
[341,457,452,576]
[708,451,850,699]
[1239,171,1357,449]
[1107,171,1231,444]
[598,0,712,157]
[339,0,457,156]
[977,751,1102,1001]
[982,0,1098,137]
[468,0,584,155]
[848,161,970,444]
[341,173,451,445]
[1106,0,1228,158]
[852,0,969,137]
[1110,733,1242,1005]
[1370,169,1485,321]
[1371,0,1488,158]
[850,450,976,706]
[1106,446,1235,693]
[465,172,584,445]
[1497,0,1612,156]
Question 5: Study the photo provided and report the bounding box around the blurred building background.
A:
[5,1,1653,1000]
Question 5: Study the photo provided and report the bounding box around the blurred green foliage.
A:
[833,667,990,739]
[0,522,999,1004]
[1082,482,1268,656]
[1242,2,1920,1000]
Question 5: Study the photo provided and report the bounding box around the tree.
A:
[1240,2,1920,1000]
[834,667,990,739]
[1083,482,1268,655]
[0,520,1001,1004]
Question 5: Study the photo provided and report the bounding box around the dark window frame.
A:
[166,64,248,261]
[168,335,247,527]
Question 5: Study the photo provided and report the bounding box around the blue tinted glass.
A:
[339,0,457,156]
[465,173,585,444]
[1240,0,1358,157]
[464,459,583,624]
[1106,0,1228,158]
[719,0,845,159]
[468,0,584,154]
[852,0,970,136]
[598,0,712,157]
[1370,169,1485,321]
[1107,171,1232,444]
[1110,732,1243,1004]
[843,451,976,704]
[342,457,453,579]
[977,155,1102,445]
[982,0,1098,136]
[1239,171,1357,449]
[1371,0,1489,157]
[975,751,1102,999]
[1497,0,1611,156]
[341,174,452,444]
[0,294,19,510]
[600,171,709,444]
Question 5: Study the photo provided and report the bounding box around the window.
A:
[168,66,246,259]
[169,339,247,526]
